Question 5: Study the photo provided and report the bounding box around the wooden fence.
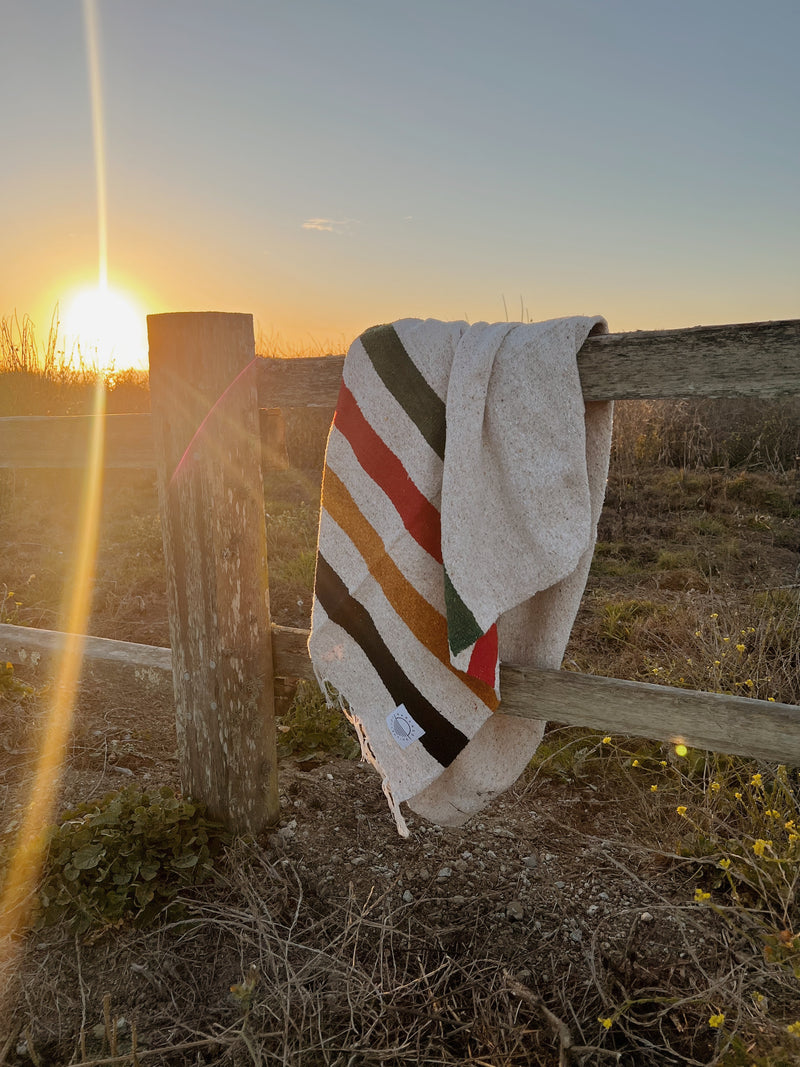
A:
[1,313,799,834]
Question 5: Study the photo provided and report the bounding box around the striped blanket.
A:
[309,317,613,836]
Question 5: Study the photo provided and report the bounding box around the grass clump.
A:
[0,660,32,701]
[38,786,231,931]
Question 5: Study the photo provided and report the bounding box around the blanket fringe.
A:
[313,664,410,838]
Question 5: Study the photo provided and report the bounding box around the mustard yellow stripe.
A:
[322,466,498,710]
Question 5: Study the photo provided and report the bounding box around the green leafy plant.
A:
[38,786,231,930]
[277,680,360,762]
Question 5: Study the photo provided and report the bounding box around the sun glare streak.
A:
[83,0,107,290]
[169,357,259,486]
[0,379,106,1006]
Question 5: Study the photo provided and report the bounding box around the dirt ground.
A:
[1,686,734,1065]
[1,462,799,1063]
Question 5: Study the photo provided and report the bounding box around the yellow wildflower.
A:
[736,643,746,653]
[694,630,701,637]
[787,1020,800,1037]
[745,678,754,689]
[650,784,658,793]
[750,773,763,788]
[632,759,640,767]
[789,833,799,844]
[710,781,721,792]
[660,760,667,767]
[718,858,731,870]
[598,1017,613,1030]
[734,792,743,800]
[710,612,718,619]
[752,839,772,857]
[694,888,711,902]
[677,805,687,816]
[768,697,776,702]
[602,736,611,744]
[708,1013,725,1028]
[785,820,796,831]
[765,809,781,818]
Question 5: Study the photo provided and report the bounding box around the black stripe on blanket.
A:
[360,324,446,460]
[315,553,469,767]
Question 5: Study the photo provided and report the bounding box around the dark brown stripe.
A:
[314,555,469,767]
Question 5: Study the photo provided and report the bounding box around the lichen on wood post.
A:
[147,312,278,834]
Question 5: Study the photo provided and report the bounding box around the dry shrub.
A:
[613,398,800,474]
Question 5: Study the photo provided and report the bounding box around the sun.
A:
[62,284,148,371]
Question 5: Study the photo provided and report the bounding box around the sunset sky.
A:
[2,0,798,368]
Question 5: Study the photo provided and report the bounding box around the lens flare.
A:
[84,0,107,290]
[0,379,106,1005]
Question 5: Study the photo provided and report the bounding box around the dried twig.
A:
[505,972,622,1065]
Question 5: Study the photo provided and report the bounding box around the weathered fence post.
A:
[147,312,278,833]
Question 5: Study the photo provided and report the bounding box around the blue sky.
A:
[2,0,798,364]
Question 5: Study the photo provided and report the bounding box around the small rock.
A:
[402,890,414,903]
[437,867,452,880]
[418,868,429,880]
[279,819,297,839]
[598,892,609,901]
[570,928,583,943]
[555,880,566,889]
[640,912,654,923]
[506,900,525,921]
[587,904,599,915]
[451,895,466,906]
[522,854,538,870]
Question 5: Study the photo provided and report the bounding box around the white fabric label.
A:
[386,704,425,749]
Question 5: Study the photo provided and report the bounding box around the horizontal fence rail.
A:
[3,621,799,766]
[258,318,800,405]
[1,318,799,470]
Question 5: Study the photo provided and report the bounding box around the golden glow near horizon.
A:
[62,282,149,369]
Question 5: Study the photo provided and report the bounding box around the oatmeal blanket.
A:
[308,317,613,836]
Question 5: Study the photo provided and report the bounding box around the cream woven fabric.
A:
[309,317,613,835]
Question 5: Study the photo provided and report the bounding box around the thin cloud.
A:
[302,217,357,234]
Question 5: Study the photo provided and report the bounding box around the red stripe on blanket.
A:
[467,623,499,688]
[333,383,443,564]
